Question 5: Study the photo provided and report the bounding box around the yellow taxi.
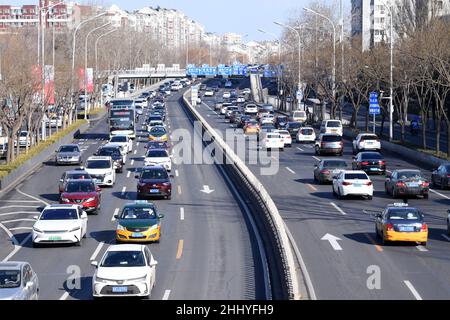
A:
[148,126,168,142]
[243,120,260,135]
[114,201,164,243]
[375,203,428,246]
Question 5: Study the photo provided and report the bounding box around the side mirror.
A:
[81,212,88,219]
[91,261,98,268]
[25,281,34,289]
[158,214,165,219]
[150,259,158,267]
[314,164,318,168]
[135,175,140,179]
[33,216,38,221]
[96,187,102,192]
[59,179,64,183]
[113,214,119,220]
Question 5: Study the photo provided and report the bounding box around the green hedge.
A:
[0,120,88,179]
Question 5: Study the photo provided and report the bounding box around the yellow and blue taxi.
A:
[114,201,164,243]
[148,126,168,142]
[375,203,428,246]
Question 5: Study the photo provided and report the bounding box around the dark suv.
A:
[95,145,124,173]
[136,166,172,200]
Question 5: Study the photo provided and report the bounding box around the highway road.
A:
[0,87,266,300]
[197,79,450,300]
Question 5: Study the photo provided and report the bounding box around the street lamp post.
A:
[304,7,336,119]
[84,22,111,119]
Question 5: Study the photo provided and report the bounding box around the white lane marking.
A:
[286,167,296,174]
[430,189,450,200]
[0,211,40,217]
[127,171,131,178]
[403,280,423,300]
[59,292,70,300]
[1,218,36,224]
[312,156,321,161]
[180,207,185,221]
[416,245,428,252]
[131,160,135,166]
[15,189,49,206]
[121,187,127,196]
[90,242,105,261]
[0,200,40,203]
[8,227,32,231]
[441,234,450,242]
[134,150,137,155]
[330,202,347,215]
[112,208,119,221]
[0,221,32,262]
[297,147,304,152]
[0,206,39,209]
[162,289,171,300]
[175,169,179,177]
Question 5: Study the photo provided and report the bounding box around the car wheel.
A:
[441,179,446,190]
[385,184,390,195]
[392,188,397,199]
[423,193,429,199]
[337,188,343,200]
[367,195,373,200]
[332,185,336,195]
[381,234,389,246]
[420,242,427,247]
[32,242,40,248]
[375,226,381,238]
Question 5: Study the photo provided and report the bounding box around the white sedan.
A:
[275,130,292,147]
[261,132,284,151]
[222,92,231,99]
[144,149,172,171]
[109,135,133,154]
[260,115,274,125]
[332,170,373,200]
[296,127,316,143]
[91,244,157,299]
[32,204,88,247]
[204,89,214,97]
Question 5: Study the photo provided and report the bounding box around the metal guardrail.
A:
[182,90,301,300]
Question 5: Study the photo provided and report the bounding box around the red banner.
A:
[44,65,55,105]
[78,68,85,92]
[86,68,94,93]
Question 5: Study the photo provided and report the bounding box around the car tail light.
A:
[342,182,352,186]
[366,182,373,186]
[396,182,406,187]
[321,143,326,147]
[320,170,330,174]
[386,223,394,231]
[447,175,450,178]
[422,182,430,187]
[379,161,386,165]
[361,161,369,165]
[420,223,428,232]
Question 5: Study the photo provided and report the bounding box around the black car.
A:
[200,84,207,91]
[352,152,386,174]
[238,115,251,129]
[286,121,303,138]
[95,145,124,173]
[275,116,289,129]
[313,159,348,184]
[385,169,429,199]
[229,111,242,124]
[431,164,450,190]
[136,166,172,200]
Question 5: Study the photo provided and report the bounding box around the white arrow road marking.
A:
[403,280,423,300]
[321,233,343,251]
[200,185,215,194]
[162,290,171,300]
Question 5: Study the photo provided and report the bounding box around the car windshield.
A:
[322,135,342,142]
[59,146,79,153]
[86,160,111,169]
[397,171,422,180]
[361,153,383,160]
[301,129,314,135]
[98,148,121,157]
[327,121,342,128]
[278,117,287,122]
[0,270,21,288]
[294,111,306,117]
[288,122,302,128]
[65,181,95,193]
[40,208,78,220]
[110,136,127,143]
[323,161,347,168]
[20,132,27,137]
[150,128,166,135]
[344,173,368,180]
[141,169,168,180]
[101,251,146,268]
[120,207,156,219]
[146,150,168,158]
[387,209,421,220]
[277,130,289,135]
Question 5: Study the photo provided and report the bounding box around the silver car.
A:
[56,144,82,165]
[0,261,39,300]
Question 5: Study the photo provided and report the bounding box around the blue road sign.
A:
[369,92,380,115]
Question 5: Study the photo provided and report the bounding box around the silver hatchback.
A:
[0,261,39,300]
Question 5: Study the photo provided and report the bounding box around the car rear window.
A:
[146,150,168,158]
[288,122,302,128]
[360,135,378,141]
[327,121,342,128]
[323,161,347,168]
[361,153,383,160]
[344,173,368,180]
[301,128,314,135]
[322,135,342,142]
[396,171,423,179]
[387,209,421,220]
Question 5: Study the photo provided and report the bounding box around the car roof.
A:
[87,156,112,161]
[393,169,420,173]
[101,144,121,149]
[66,170,90,175]
[123,201,156,209]
[106,244,146,252]
[343,170,368,174]
[60,144,79,147]
[45,204,80,209]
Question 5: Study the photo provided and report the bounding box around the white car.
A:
[292,110,307,123]
[32,204,88,247]
[85,156,116,187]
[332,170,373,200]
[236,96,245,103]
[244,104,258,115]
[14,131,31,148]
[223,92,231,99]
[352,133,381,153]
[320,120,343,136]
[134,99,148,108]
[260,114,274,125]
[0,262,39,300]
[275,130,292,147]
[296,127,316,143]
[242,88,251,95]
[204,89,214,97]
[224,80,232,88]
[109,135,132,154]
[91,244,157,299]
[261,132,284,151]
[144,149,172,171]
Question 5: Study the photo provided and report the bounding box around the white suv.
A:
[244,104,258,115]
[85,156,116,187]
[352,133,381,153]
[109,135,133,154]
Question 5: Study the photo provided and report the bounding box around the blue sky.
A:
[7,0,315,41]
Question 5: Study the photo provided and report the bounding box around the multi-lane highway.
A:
[198,80,450,300]
[0,88,267,300]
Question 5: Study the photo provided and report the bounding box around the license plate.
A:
[370,168,380,171]
[399,226,414,232]
[407,183,420,187]
[49,236,61,241]
[112,286,128,293]
[132,233,143,238]
[94,179,101,183]
[353,184,362,187]
[150,189,160,193]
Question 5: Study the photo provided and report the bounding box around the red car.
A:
[136,166,172,200]
[60,179,101,214]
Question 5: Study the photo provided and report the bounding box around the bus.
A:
[108,99,136,139]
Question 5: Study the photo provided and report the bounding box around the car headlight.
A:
[85,197,96,202]
[95,276,109,283]
[149,224,158,231]
[117,225,126,231]
[33,226,43,233]
[128,276,147,282]
[61,197,70,202]
[69,226,81,232]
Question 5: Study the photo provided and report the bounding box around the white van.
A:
[0,137,8,159]
[292,110,307,123]
[320,120,343,136]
